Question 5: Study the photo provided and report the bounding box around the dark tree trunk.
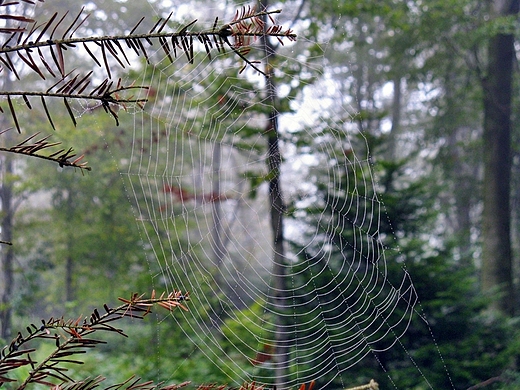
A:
[260,0,290,386]
[0,73,14,340]
[481,0,519,316]
[0,153,14,340]
[65,191,75,302]
[265,91,290,388]
[65,253,74,302]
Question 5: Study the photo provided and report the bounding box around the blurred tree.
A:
[286,134,517,388]
[0,0,165,339]
[0,0,295,342]
[480,0,518,316]
[0,102,14,341]
[301,0,519,316]
[17,111,146,311]
[258,0,291,386]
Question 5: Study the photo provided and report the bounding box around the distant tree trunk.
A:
[481,0,519,316]
[0,151,14,340]
[440,68,476,264]
[453,167,473,261]
[210,141,227,316]
[65,255,74,302]
[260,0,290,386]
[0,73,14,340]
[387,76,402,160]
[211,142,225,276]
[65,190,75,302]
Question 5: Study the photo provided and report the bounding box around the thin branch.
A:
[466,376,503,390]
[0,79,148,128]
[0,145,90,170]
[0,131,91,170]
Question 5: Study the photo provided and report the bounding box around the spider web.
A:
[108,1,454,389]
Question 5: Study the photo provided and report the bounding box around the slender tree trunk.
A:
[387,76,402,160]
[65,255,74,302]
[0,73,14,340]
[481,0,519,316]
[260,0,290,386]
[265,91,290,388]
[0,152,14,340]
[65,190,75,302]
[211,142,225,276]
[442,69,475,264]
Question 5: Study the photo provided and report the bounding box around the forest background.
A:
[0,0,519,389]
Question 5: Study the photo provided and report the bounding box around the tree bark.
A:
[481,0,519,316]
[260,0,290,386]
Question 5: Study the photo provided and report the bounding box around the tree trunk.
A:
[260,0,290,387]
[0,152,14,340]
[211,142,225,276]
[65,190,75,302]
[481,0,519,316]
[387,76,402,160]
[0,73,14,340]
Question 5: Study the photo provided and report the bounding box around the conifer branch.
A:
[0,5,295,137]
[0,291,189,389]
[0,7,296,79]
[0,75,147,130]
[0,0,40,34]
[0,131,91,171]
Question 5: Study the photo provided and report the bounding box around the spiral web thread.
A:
[116,1,453,389]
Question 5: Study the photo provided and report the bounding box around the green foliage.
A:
[3,0,520,387]
[0,0,299,386]
[15,110,143,312]
[0,291,190,389]
[286,134,519,388]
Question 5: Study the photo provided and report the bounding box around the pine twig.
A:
[0,5,295,135]
[0,290,189,389]
[1,76,148,130]
[0,6,296,79]
[0,131,91,171]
